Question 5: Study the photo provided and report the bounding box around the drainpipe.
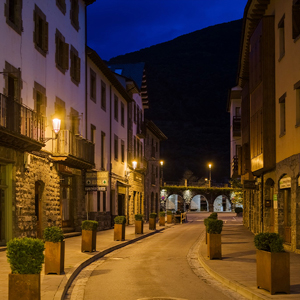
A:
[261,174,264,232]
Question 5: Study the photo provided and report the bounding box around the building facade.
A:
[0,0,96,245]
[236,0,300,253]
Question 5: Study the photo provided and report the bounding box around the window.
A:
[101,131,105,169]
[5,0,22,34]
[114,95,118,121]
[70,45,80,85]
[295,81,300,126]
[235,107,241,117]
[91,124,96,143]
[293,0,300,39]
[34,5,48,56]
[114,135,118,160]
[121,140,125,163]
[56,0,66,14]
[70,107,79,135]
[121,102,124,127]
[70,0,79,30]
[33,82,46,116]
[279,93,286,136]
[278,15,285,60]
[90,68,96,102]
[55,29,69,73]
[101,81,106,111]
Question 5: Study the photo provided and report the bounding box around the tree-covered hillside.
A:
[109,19,243,183]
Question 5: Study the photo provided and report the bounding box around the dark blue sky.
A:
[87,0,248,61]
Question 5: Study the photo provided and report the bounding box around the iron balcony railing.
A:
[0,93,45,142]
[53,130,95,165]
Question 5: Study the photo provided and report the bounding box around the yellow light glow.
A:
[132,161,137,170]
[160,160,164,166]
[52,118,61,134]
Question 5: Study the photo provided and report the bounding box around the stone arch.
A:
[166,194,184,212]
[190,195,208,212]
[213,195,231,212]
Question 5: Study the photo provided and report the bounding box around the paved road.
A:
[66,213,246,300]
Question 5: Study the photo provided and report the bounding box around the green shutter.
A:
[76,56,81,83]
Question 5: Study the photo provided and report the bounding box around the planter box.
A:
[149,218,156,230]
[167,214,172,224]
[114,223,125,241]
[159,216,165,226]
[207,233,222,260]
[81,229,97,252]
[135,220,144,234]
[256,249,290,294]
[9,273,40,300]
[44,241,65,275]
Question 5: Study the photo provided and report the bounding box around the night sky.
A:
[87,0,248,61]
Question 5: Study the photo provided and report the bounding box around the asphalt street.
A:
[66,213,246,300]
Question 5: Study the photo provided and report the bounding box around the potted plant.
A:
[114,216,126,241]
[206,218,223,259]
[167,210,173,223]
[159,211,166,226]
[81,220,98,252]
[43,226,65,275]
[235,207,243,217]
[204,212,218,244]
[254,232,290,294]
[149,213,157,230]
[135,214,144,234]
[6,237,44,300]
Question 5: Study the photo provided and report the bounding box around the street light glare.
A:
[208,163,212,169]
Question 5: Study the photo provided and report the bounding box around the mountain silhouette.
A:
[108,19,243,183]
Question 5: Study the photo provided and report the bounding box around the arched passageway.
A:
[190,195,208,212]
[166,194,184,212]
[213,195,231,212]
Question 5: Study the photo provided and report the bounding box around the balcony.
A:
[52,130,95,169]
[0,94,45,152]
[233,116,241,137]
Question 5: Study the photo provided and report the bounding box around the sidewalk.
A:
[198,223,300,300]
[0,222,172,300]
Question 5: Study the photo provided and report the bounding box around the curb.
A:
[197,235,269,300]
[58,226,170,300]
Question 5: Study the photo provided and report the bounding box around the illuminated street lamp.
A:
[208,163,212,187]
[132,160,137,170]
[160,160,164,186]
[43,118,61,143]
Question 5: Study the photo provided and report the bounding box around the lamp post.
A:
[43,118,61,143]
[208,163,212,188]
[160,160,164,186]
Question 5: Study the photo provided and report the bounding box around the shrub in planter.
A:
[167,210,173,223]
[234,207,243,214]
[7,237,44,300]
[206,219,223,260]
[114,216,126,241]
[209,212,218,220]
[254,232,289,294]
[159,211,165,226]
[81,220,98,252]
[135,214,144,234]
[43,226,65,275]
[149,213,157,230]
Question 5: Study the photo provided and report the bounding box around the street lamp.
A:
[160,160,164,186]
[43,118,61,143]
[208,163,212,188]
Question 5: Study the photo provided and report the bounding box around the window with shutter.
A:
[292,0,300,39]
[70,0,79,31]
[5,0,22,35]
[55,30,68,74]
[70,46,80,85]
[56,0,66,15]
[34,5,48,56]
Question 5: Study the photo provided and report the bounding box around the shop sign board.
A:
[85,171,109,187]
[279,177,291,189]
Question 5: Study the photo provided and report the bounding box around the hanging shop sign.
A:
[85,171,109,191]
[279,177,291,189]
